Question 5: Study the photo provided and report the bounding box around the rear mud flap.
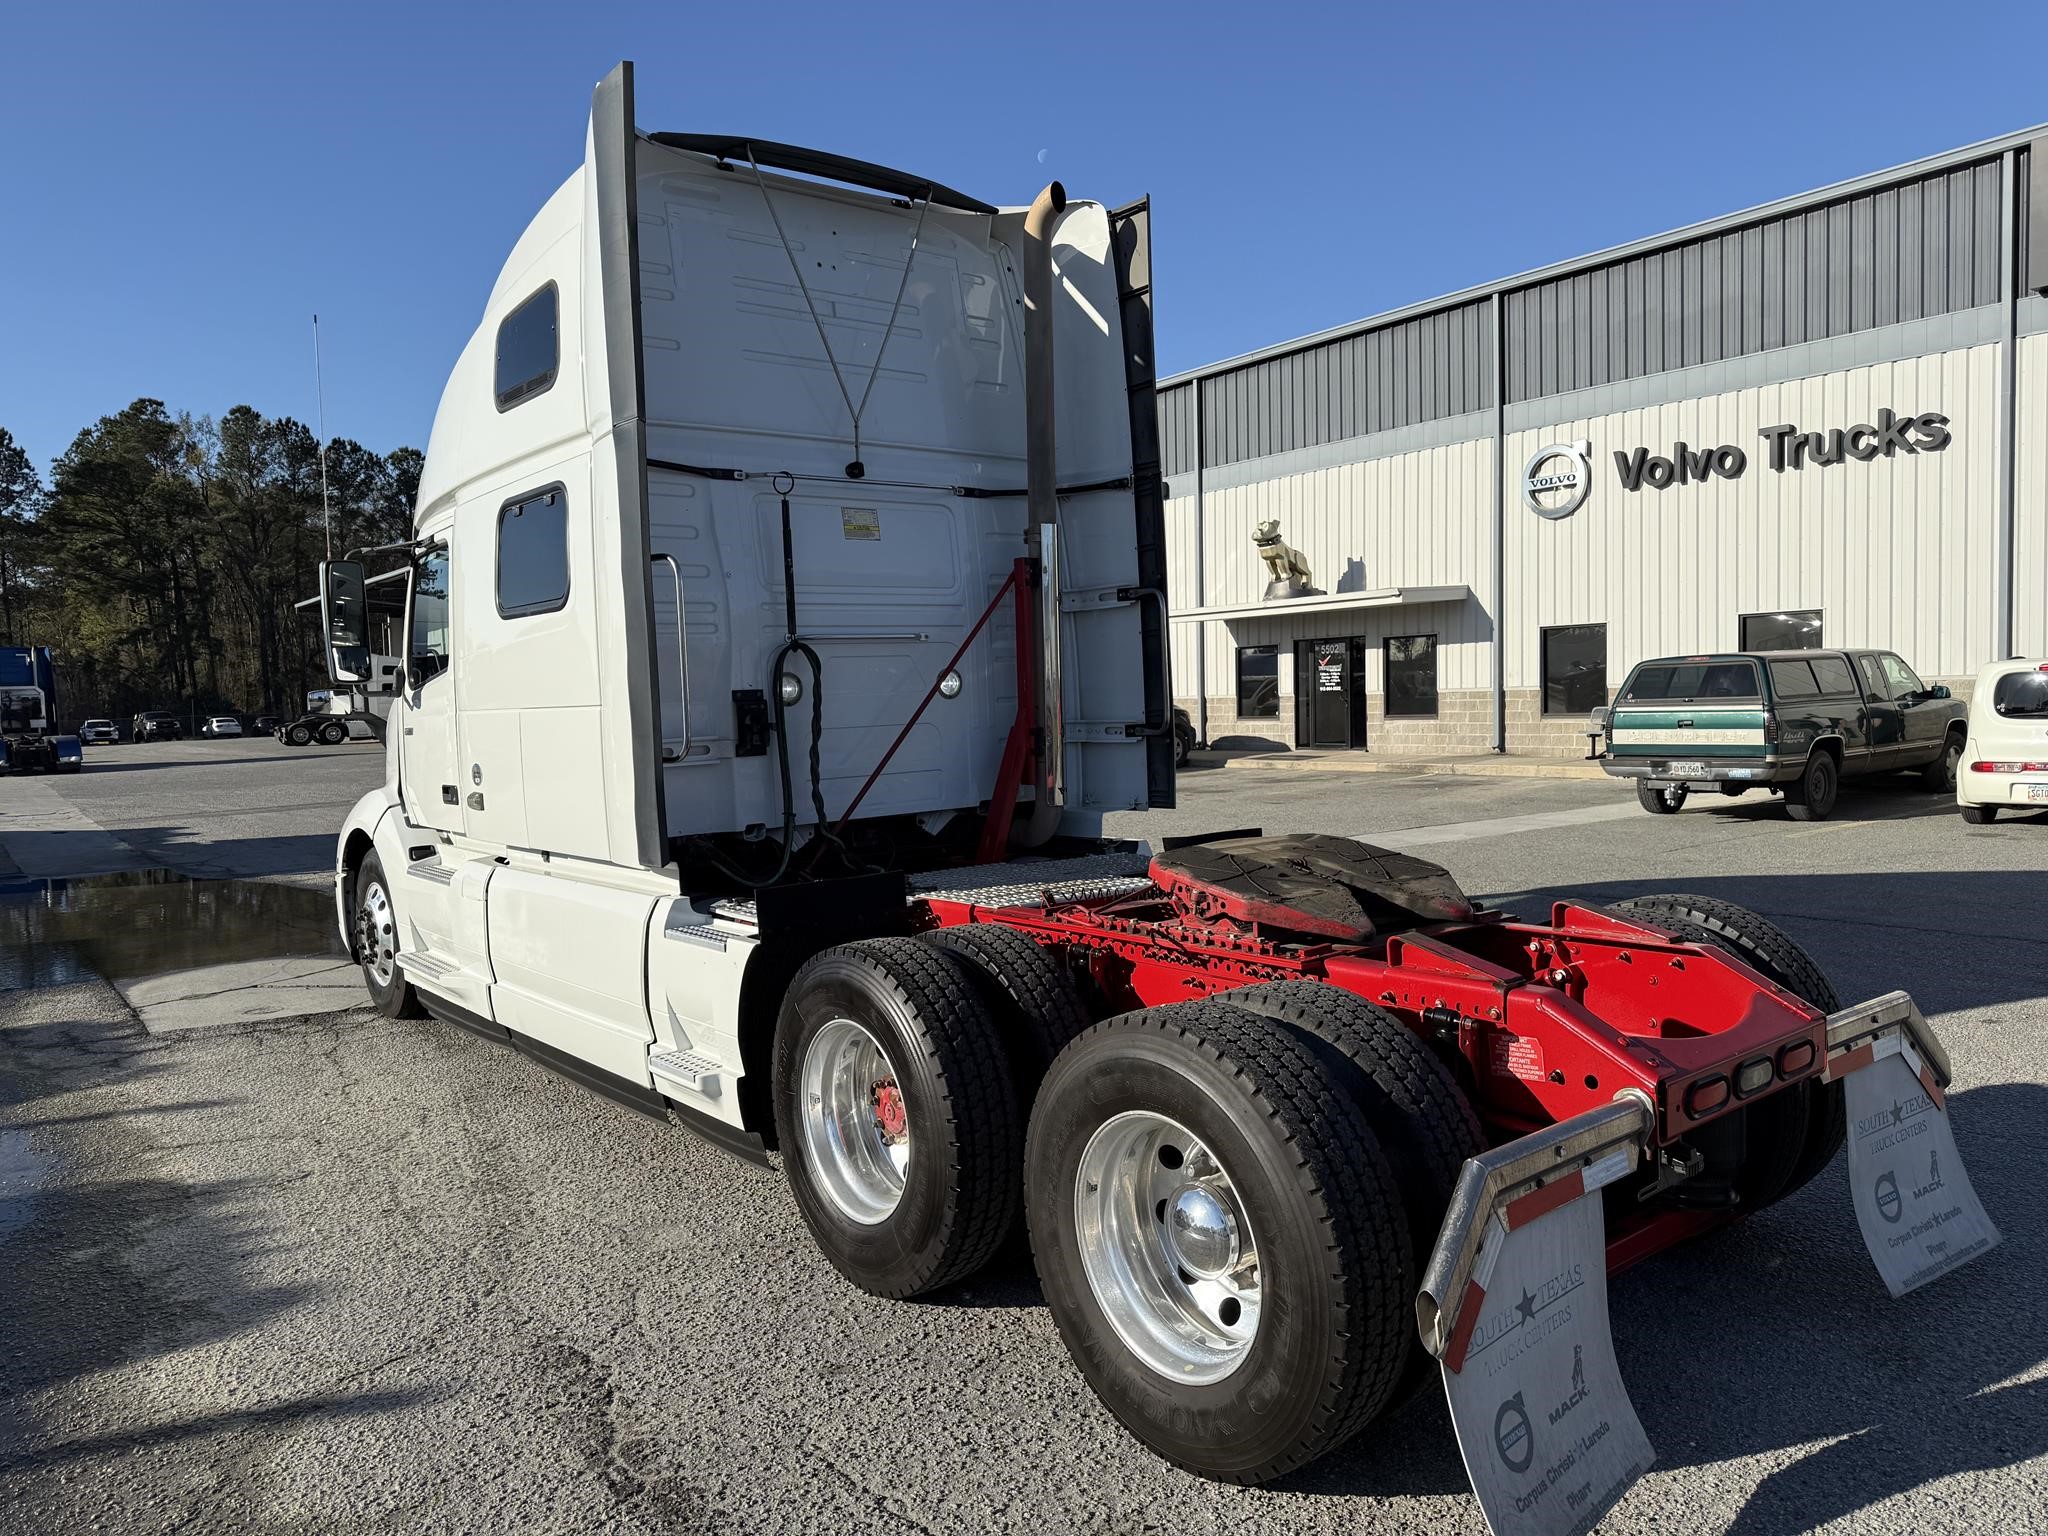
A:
[1416,1100,1656,1536]
[1825,991,2001,1298]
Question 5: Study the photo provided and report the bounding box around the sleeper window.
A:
[494,284,559,410]
[497,487,570,618]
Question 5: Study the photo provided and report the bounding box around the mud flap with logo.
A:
[1826,991,2000,1298]
[1416,1100,1656,1536]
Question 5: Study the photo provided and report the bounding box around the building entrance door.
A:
[1296,637,1367,749]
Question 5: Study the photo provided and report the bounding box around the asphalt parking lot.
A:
[2,745,2045,1534]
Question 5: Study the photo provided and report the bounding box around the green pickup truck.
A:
[1595,648,1966,820]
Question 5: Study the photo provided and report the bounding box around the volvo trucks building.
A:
[1160,127,2048,756]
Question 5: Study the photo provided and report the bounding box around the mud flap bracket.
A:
[1417,1097,1656,1536]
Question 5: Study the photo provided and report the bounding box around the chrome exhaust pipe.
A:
[1017,181,1066,849]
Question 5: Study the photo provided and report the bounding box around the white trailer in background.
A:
[316,61,1994,1524]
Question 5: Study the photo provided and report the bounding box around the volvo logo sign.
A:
[1522,440,1591,519]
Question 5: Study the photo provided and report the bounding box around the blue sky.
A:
[4,1,2047,473]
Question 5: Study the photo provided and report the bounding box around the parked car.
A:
[78,718,118,745]
[199,714,244,738]
[131,710,184,742]
[1172,706,1197,768]
[1596,648,1966,820]
[1957,658,2048,824]
[253,714,281,733]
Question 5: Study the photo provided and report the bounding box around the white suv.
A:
[200,714,244,738]
[1957,659,2048,824]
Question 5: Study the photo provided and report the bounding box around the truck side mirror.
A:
[320,559,371,685]
[1930,684,1951,701]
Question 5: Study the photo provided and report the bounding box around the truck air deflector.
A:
[645,133,997,215]
[592,61,670,871]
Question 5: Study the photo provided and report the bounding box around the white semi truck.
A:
[325,63,1995,1525]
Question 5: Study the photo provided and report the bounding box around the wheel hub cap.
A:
[799,1019,909,1225]
[1074,1111,1261,1384]
[1165,1184,1239,1277]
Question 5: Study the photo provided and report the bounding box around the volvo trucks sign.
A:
[1529,410,1951,514]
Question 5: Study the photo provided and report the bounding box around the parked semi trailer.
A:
[321,63,1998,1531]
[0,645,83,774]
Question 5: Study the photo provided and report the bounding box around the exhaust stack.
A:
[1017,181,1067,849]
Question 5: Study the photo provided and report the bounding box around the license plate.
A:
[2024,784,2048,802]
[1667,761,1708,778]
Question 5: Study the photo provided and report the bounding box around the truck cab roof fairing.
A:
[645,134,997,216]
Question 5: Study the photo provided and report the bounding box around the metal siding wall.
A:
[1157,383,1196,479]
[2013,333,2048,659]
[1196,439,1497,704]
[1504,342,2003,690]
[1164,487,1203,705]
[1503,162,2003,405]
[1198,303,1489,469]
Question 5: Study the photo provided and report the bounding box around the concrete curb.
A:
[1192,751,1608,782]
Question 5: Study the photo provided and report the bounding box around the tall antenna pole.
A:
[313,313,333,560]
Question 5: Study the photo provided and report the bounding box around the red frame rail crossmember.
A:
[919,887,1830,1274]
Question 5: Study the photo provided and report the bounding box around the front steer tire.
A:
[1611,893,1844,1211]
[1026,1000,1412,1485]
[353,853,426,1020]
[773,938,1020,1300]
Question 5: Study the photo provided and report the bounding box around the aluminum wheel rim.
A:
[358,879,397,988]
[799,1019,910,1225]
[1074,1110,1261,1384]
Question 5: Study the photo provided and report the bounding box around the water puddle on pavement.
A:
[0,869,345,991]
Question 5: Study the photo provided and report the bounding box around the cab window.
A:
[1855,655,1889,700]
[409,548,451,687]
[1880,654,1926,699]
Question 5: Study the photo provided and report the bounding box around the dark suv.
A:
[1597,648,1966,820]
[131,711,185,742]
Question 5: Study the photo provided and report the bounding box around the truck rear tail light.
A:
[1685,1075,1731,1117]
[1762,710,1779,745]
[1777,1040,1816,1078]
[1734,1057,1774,1098]
[1971,760,2048,773]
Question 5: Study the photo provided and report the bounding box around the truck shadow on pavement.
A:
[0,989,431,1482]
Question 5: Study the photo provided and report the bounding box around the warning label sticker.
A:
[1491,1033,1545,1083]
[841,507,880,540]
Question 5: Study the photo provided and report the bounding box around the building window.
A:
[495,283,559,410]
[1541,624,1607,715]
[1385,635,1438,718]
[1237,644,1279,718]
[497,486,570,617]
[1740,609,1822,650]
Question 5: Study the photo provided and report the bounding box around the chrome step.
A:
[650,1048,724,1099]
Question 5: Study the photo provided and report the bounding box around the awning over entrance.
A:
[1169,584,1472,624]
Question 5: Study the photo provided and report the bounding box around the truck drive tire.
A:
[1213,980,1484,1402]
[1025,1000,1412,1484]
[925,923,1091,1095]
[286,722,313,746]
[318,721,348,745]
[1610,894,1845,1211]
[1784,751,1839,821]
[353,853,427,1020]
[1637,781,1686,814]
[773,937,1020,1300]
